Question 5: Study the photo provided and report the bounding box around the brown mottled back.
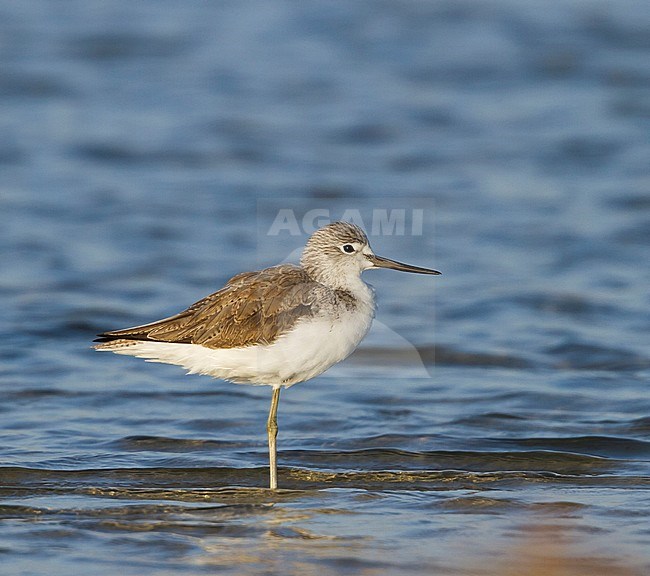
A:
[95,265,322,349]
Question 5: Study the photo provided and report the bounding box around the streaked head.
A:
[301,221,440,288]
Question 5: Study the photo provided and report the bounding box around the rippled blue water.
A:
[1,1,650,574]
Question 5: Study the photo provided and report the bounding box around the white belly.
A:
[100,304,374,387]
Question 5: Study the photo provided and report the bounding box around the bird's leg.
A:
[267,387,281,490]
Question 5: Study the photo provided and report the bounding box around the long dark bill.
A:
[368,254,441,275]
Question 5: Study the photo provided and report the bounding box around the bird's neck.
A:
[336,275,376,312]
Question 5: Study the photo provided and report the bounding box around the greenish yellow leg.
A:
[267,387,281,489]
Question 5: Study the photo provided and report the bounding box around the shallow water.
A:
[1,1,650,574]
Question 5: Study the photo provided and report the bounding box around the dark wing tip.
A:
[93,332,150,343]
[93,333,121,343]
[93,330,193,344]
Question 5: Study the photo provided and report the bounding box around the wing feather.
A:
[94,265,321,349]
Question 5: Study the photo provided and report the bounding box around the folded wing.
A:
[94,265,320,349]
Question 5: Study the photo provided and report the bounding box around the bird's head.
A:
[300,221,440,289]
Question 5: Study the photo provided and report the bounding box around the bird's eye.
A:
[342,244,355,253]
